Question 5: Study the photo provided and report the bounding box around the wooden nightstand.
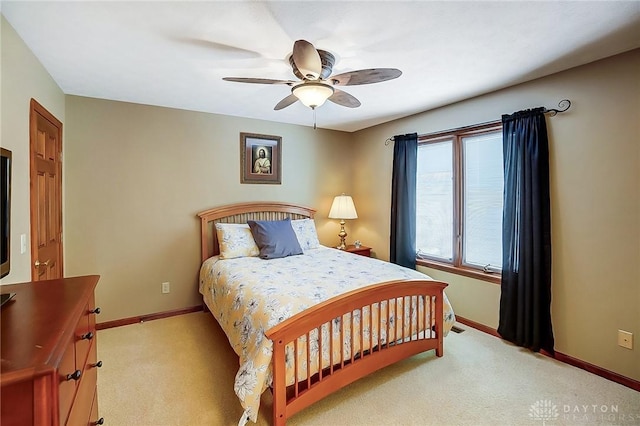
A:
[343,244,371,257]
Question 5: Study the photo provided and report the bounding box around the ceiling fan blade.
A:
[223,77,294,85]
[328,89,361,108]
[174,37,262,60]
[292,39,322,80]
[330,68,402,86]
[274,94,299,110]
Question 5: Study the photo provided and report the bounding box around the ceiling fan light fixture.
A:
[292,82,334,109]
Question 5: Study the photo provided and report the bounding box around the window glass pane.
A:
[462,132,503,269]
[416,140,453,261]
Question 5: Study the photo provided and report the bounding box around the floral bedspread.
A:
[199,246,455,422]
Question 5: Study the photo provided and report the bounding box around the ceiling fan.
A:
[222,39,402,112]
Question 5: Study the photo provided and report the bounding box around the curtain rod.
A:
[385,99,572,145]
[542,99,572,116]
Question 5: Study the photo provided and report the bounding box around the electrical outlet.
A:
[618,330,633,349]
[161,282,170,294]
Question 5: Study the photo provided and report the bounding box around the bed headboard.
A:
[197,201,316,262]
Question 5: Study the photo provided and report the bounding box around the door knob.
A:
[34,259,50,268]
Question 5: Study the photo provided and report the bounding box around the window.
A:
[416,123,503,282]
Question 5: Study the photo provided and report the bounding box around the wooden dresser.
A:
[1,275,103,426]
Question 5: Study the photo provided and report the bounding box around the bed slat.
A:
[266,279,447,425]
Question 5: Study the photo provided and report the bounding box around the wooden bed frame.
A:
[197,201,447,426]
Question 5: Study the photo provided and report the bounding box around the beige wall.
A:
[64,96,354,323]
[351,49,640,381]
[0,16,66,284]
[3,13,638,382]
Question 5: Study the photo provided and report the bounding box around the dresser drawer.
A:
[75,302,96,369]
[59,338,79,425]
[67,386,97,426]
[63,297,99,425]
[67,337,99,425]
[89,387,102,426]
[87,294,98,331]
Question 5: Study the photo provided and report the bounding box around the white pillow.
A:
[291,218,320,251]
[215,223,259,259]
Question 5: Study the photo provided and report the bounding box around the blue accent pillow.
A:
[247,218,304,259]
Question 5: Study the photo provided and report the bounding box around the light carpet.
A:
[97,312,639,425]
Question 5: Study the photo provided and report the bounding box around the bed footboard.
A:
[265,279,447,426]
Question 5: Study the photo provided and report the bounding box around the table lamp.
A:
[328,194,358,250]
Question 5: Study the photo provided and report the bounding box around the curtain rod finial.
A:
[546,99,571,116]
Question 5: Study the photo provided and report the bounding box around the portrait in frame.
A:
[240,132,282,184]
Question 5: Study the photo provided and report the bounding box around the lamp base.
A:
[336,220,347,250]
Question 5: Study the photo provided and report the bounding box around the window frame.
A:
[416,121,502,284]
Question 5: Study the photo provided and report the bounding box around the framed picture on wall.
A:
[240,132,282,184]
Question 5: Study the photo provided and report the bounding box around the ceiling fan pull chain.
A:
[313,108,317,130]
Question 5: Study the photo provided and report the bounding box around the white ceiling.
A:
[2,1,640,132]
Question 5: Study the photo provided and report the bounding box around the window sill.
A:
[416,259,501,285]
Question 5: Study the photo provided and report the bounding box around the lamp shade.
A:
[328,194,358,219]
[292,82,335,108]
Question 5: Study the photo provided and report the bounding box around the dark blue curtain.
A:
[390,133,418,269]
[498,108,554,354]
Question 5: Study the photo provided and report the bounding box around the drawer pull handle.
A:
[94,418,105,425]
[90,307,101,315]
[92,360,103,368]
[81,331,94,340]
[66,370,82,381]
